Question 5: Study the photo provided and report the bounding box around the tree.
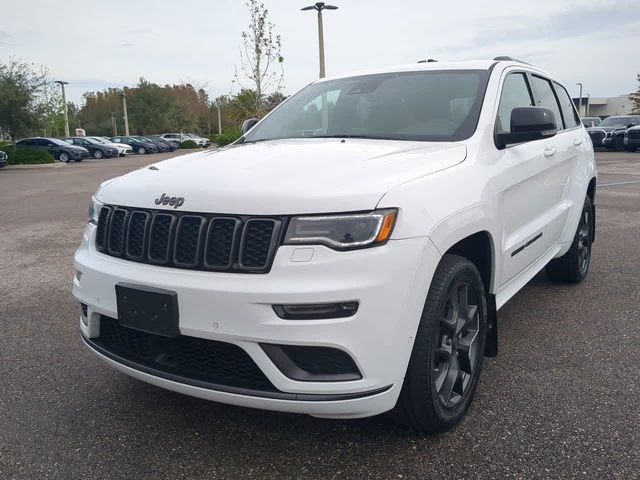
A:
[0,58,55,139]
[631,73,640,115]
[265,91,288,111]
[234,0,284,118]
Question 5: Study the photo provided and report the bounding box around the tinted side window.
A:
[112,138,121,143]
[553,82,580,129]
[531,76,563,130]
[496,73,533,133]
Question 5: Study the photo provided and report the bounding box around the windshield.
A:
[243,70,489,143]
[599,116,637,127]
[89,137,109,144]
[83,138,101,144]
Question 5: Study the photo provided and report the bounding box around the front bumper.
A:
[70,150,90,159]
[73,223,437,418]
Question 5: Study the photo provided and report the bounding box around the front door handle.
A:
[573,138,583,146]
[544,146,557,157]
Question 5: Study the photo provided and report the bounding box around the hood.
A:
[587,125,626,133]
[97,138,467,215]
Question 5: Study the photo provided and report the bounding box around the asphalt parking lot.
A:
[1,150,639,479]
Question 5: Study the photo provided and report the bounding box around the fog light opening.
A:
[81,303,88,326]
[272,301,359,320]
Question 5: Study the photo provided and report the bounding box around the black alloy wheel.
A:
[546,195,593,283]
[576,204,591,277]
[392,255,487,433]
[434,281,481,409]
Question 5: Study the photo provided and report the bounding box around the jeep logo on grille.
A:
[154,193,185,209]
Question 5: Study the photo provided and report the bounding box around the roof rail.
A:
[493,56,531,65]
[417,58,438,63]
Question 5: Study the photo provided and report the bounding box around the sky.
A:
[1,0,638,105]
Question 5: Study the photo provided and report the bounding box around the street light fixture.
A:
[301,2,338,78]
[576,82,583,117]
[54,80,70,137]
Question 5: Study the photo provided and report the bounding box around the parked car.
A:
[0,150,7,168]
[15,137,89,162]
[158,133,183,145]
[87,137,133,157]
[132,136,170,153]
[185,133,211,148]
[159,133,210,148]
[74,57,596,433]
[110,136,158,155]
[586,115,640,151]
[623,125,640,152]
[147,135,179,152]
[62,137,119,159]
[580,116,601,128]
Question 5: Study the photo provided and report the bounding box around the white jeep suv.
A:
[73,58,596,432]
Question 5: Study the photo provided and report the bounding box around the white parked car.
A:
[74,58,596,432]
[159,133,210,148]
[85,137,132,157]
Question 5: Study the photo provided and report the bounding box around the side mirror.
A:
[496,107,557,149]
[241,118,259,135]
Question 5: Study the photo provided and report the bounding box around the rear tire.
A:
[392,254,487,433]
[546,196,592,283]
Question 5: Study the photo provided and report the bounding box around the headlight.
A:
[88,196,103,224]
[284,209,397,250]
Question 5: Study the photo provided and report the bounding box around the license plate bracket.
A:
[115,283,179,337]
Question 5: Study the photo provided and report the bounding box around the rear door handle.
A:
[573,138,583,146]
[544,146,557,157]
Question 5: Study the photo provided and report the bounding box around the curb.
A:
[2,162,66,170]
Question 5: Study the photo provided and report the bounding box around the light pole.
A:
[216,104,222,134]
[576,82,583,117]
[110,112,118,136]
[120,92,130,136]
[586,94,590,116]
[54,80,70,137]
[301,2,338,78]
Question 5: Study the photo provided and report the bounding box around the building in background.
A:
[572,94,634,118]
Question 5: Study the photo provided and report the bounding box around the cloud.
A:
[121,42,134,48]
[441,0,640,52]
[0,30,15,46]
[131,28,153,35]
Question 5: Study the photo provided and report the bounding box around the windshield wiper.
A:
[311,134,402,141]
[236,136,272,145]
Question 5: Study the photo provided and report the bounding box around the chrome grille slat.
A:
[94,205,283,274]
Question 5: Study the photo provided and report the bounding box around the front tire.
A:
[93,149,103,159]
[613,136,625,152]
[137,147,146,155]
[546,196,592,283]
[392,255,487,433]
[59,152,69,162]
